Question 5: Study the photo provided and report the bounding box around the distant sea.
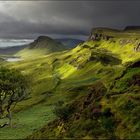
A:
[0,39,33,48]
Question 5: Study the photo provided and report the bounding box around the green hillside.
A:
[0,28,140,139]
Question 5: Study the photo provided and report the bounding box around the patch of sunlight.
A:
[55,63,76,79]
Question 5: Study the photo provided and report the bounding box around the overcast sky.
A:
[0,1,140,39]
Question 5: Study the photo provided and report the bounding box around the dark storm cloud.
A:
[0,1,140,39]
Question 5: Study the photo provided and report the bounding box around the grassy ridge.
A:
[27,31,140,139]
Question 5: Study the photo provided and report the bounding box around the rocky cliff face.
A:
[89,28,118,41]
[88,27,140,52]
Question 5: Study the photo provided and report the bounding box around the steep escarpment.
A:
[26,28,140,139]
[89,27,140,41]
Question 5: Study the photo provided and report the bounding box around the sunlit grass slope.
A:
[0,28,140,139]
[27,29,140,139]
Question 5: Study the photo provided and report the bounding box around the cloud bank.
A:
[0,1,140,39]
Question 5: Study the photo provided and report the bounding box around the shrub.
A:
[53,104,74,121]
[122,99,136,112]
[101,117,116,131]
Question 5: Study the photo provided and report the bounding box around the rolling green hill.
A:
[0,28,140,139]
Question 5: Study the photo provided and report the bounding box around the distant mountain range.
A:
[0,45,27,55]
[0,36,84,55]
[55,38,84,48]
[124,26,140,31]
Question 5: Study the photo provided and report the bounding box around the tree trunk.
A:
[0,101,3,118]
[7,111,12,128]
[7,101,13,128]
[0,106,3,117]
